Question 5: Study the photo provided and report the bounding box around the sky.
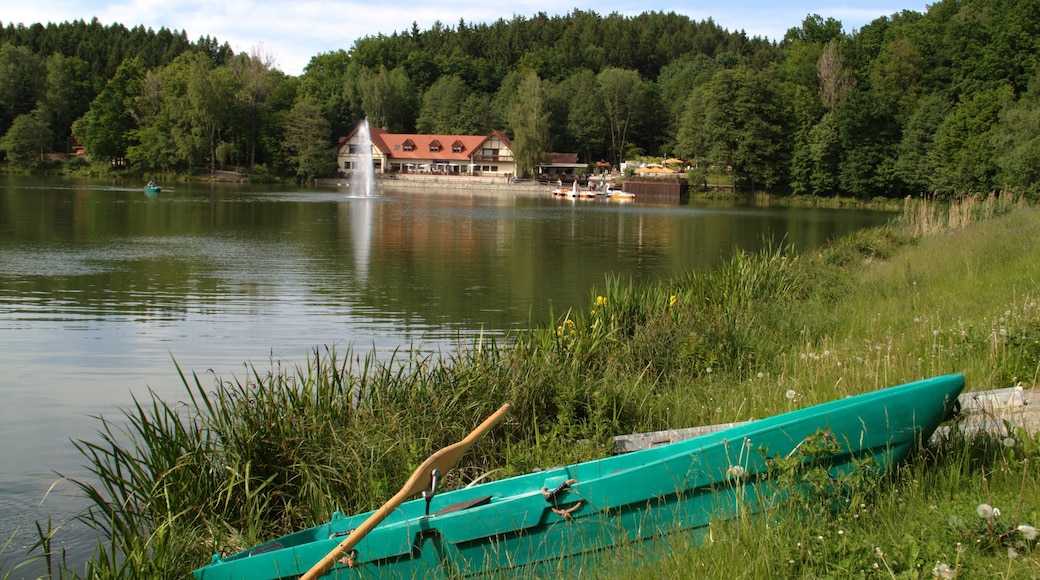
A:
[5,1,926,76]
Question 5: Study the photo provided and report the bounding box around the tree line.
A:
[1,1,1039,197]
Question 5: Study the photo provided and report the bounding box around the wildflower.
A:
[595,295,607,307]
[706,367,712,374]
[933,562,954,579]
[668,295,677,307]
[1018,524,1037,540]
[757,372,764,378]
[976,504,994,519]
[1007,547,1019,560]
[786,389,797,400]
[875,547,884,559]
[726,465,745,479]
[1002,437,1016,448]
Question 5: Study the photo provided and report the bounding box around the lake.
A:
[0,176,894,573]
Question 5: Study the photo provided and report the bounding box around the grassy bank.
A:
[11,195,1039,578]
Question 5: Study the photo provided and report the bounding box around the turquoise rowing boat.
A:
[194,374,964,579]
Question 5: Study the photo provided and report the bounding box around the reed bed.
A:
[10,194,1039,579]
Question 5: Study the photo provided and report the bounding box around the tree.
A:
[784,14,845,45]
[817,41,852,110]
[680,66,790,192]
[597,67,644,167]
[0,44,45,137]
[508,71,550,178]
[283,94,335,181]
[358,66,418,133]
[73,57,144,161]
[993,75,1040,194]
[186,54,238,173]
[896,93,952,194]
[835,89,903,199]
[551,69,607,163]
[869,36,925,118]
[932,85,1015,195]
[231,47,281,168]
[38,54,93,153]
[0,111,52,166]
[806,111,841,194]
[416,75,472,134]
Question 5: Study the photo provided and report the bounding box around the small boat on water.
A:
[194,374,964,580]
[145,181,161,194]
[550,181,600,199]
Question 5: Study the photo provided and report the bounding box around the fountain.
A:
[350,118,376,197]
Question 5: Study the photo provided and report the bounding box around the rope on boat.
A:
[551,501,582,519]
[337,549,358,568]
[542,478,581,519]
[541,478,577,501]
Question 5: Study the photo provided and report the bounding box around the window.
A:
[348,144,358,154]
[403,139,415,152]
[343,161,352,169]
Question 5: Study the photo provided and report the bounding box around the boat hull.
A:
[194,374,964,579]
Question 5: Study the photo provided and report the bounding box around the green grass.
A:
[9,194,1039,578]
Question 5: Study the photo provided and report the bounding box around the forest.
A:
[1,0,1039,198]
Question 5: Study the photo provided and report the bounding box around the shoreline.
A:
[315,174,552,194]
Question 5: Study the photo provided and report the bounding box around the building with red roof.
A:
[337,126,516,178]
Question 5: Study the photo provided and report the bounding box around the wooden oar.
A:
[300,402,513,580]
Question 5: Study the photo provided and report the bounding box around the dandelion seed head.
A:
[1007,547,1019,560]
[1002,437,1015,448]
[875,547,884,559]
[976,503,994,519]
[786,389,797,400]
[1017,524,1037,540]
[933,562,954,579]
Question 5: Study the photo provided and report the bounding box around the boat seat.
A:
[433,495,492,516]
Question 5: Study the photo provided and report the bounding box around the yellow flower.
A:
[595,295,608,307]
[669,295,677,307]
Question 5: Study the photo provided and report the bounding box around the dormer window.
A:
[452,140,465,153]
[402,139,415,152]
[429,139,442,153]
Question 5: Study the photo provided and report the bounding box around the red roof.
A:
[342,126,511,162]
[370,128,492,161]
